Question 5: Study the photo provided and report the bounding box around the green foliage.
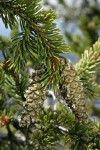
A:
[0,0,100,150]
[76,40,100,99]
[0,0,69,72]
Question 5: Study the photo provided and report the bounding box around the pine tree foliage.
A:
[0,0,100,150]
[76,40,100,99]
[0,0,69,72]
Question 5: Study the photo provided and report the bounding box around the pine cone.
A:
[20,69,46,127]
[20,58,88,126]
[59,58,87,122]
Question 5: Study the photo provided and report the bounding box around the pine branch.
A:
[76,40,100,99]
[0,0,69,71]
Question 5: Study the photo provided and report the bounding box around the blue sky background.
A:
[0,18,10,37]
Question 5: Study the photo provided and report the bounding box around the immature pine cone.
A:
[59,58,87,122]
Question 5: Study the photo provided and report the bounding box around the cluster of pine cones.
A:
[20,58,87,127]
